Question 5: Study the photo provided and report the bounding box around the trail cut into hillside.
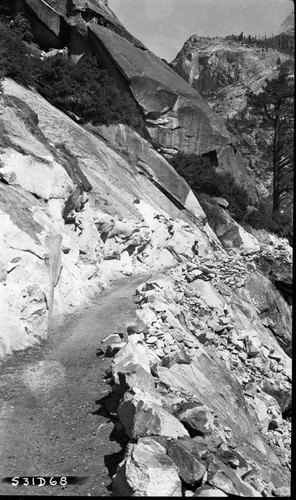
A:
[0,275,146,497]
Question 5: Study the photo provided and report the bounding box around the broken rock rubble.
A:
[98,251,291,496]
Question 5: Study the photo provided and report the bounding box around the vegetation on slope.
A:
[169,153,249,223]
[34,56,143,128]
[0,15,143,129]
[169,151,293,242]
[0,15,34,86]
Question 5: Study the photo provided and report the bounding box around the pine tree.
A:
[246,68,294,214]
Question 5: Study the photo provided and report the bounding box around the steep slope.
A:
[171,36,293,201]
[2,0,255,195]
[0,77,213,358]
[0,3,292,496]
[172,36,290,118]
[280,10,294,36]
[0,78,292,495]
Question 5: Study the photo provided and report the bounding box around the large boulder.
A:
[112,438,182,497]
[176,402,214,437]
[167,439,206,487]
[117,390,189,440]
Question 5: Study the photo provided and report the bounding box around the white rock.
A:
[190,280,224,310]
[146,335,158,344]
[118,390,189,439]
[113,438,182,496]
[112,342,151,384]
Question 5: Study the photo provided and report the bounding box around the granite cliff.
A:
[171,34,294,203]
[1,0,255,194]
[0,1,292,497]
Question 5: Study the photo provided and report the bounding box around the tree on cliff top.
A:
[246,68,294,214]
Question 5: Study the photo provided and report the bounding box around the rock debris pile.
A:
[98,250,291,497]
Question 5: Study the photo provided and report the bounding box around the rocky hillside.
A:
[0,1,292,497]
[171,36,293,201]
[0,76,213,358]
[171,35,289,105]
[107,259,291,496]
[280,10,294,37]
[0,0,256,196]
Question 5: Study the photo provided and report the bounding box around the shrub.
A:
[9,13,33,42]
[0,18,34,86]
[170,152,249,222]
[35,56,143,129]
[0,15,143,129]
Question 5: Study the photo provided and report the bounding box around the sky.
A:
[108,0,294,61]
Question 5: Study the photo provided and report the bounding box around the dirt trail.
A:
[0,275,147,497]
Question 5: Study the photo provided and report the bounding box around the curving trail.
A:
[0,275,147,497]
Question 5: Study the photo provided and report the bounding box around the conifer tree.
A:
[246,68,294,214]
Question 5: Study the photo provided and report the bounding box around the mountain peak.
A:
[280,11,294,36]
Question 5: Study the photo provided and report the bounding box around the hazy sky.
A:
[108,0,293,61]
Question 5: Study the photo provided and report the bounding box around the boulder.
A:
[167,439,206,487]
[261,381,291,415]
[112,438,182,496]
[161,344,192,367]
[97,333,122,354]
[112,341,151,384]
[118,390,189,440]
[207,456,258,496]
[177,435,209,460]
[215,449,249,472]
[176,402,214,436]
[272,486,291,497]
[215,220,260,253]
[245,333,262,358]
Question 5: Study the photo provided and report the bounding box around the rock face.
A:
[171,35,293,203]
[172,36,286,100]
[4,0,256,194]
[0,3,292,496]
[113,438,182,497]
[0,77,215,358]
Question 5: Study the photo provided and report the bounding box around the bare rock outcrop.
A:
[4,0,256,195]
[0,4,292,495]
[172,36,285,98]
[0,78,219,358]
[171,35,293,203]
